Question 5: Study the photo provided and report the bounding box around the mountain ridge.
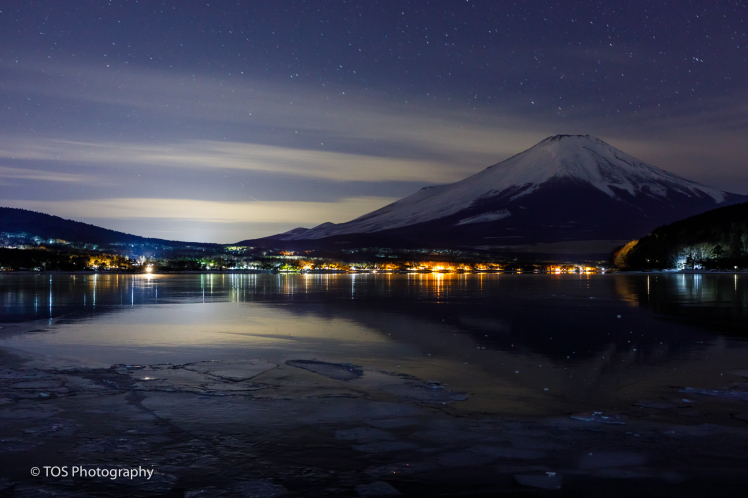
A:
[0,207,220,248]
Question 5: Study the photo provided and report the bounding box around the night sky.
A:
[1,1,746,243]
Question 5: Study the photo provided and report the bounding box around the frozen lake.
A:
[2,272,748,417]
[2,272,748,496]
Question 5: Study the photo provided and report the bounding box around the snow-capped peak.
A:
[482,134,725,202]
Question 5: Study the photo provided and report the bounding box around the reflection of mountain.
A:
[268,282,712,362]
[4,274,744,362]
[263,274,747,360]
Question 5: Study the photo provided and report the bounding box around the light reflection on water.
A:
[1,273,747,415]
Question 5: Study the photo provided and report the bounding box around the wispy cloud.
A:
[0,139,469,183]
[1,59,547,170]
[0,165,104,185]
[2,196,398,225]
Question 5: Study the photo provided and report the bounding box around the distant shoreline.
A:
[2,269,747,276]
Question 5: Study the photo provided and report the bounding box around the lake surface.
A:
[2,272,747,417]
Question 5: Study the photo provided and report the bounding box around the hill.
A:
[0,207,219,250]
[615,202,748,269]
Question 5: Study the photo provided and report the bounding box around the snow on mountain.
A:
[284,135,731,241]
[456,209,511,226]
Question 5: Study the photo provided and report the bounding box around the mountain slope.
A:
[0,207,218,248]
[255,135,747,251]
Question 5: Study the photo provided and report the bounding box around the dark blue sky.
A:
[1,1,746,242]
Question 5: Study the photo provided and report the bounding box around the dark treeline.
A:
[0,248,98,271]
[615,202,748,269]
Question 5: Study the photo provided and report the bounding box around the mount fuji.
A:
[246,135,748,255]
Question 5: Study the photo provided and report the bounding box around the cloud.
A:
[0,139,468,183]
[1,58,546,172]
[2,196,398,226]
[0,165,104,185]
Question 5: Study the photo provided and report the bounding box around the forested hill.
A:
[0,207,216,248]
[615,202,748,269]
